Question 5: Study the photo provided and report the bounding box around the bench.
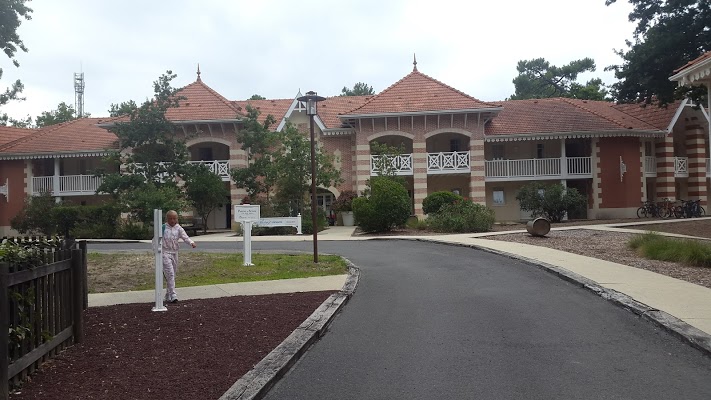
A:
[181,218,205,236]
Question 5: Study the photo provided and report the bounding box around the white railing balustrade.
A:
[188,160,231,181]
[643,156,657,176]
[485,157,592,180]
[60,175,103,193]
[427,151,470,174]
[32,176,54,195]
[370,154,413,176]
[674,156,688,177]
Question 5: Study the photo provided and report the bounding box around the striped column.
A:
[591,138,602,210]
[686,127,708,206]
[412,142,428,216]
[24,160,32,197]
[640,140,648,201]
[469,139,486,205]
[354,144,371,194]
[655,135,676,201]
[229,146,248,208]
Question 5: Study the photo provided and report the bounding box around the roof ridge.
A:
[182,79,242,117]
[559,98,655,130]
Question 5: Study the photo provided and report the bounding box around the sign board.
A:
[234,205,261,222]
[254,215,303,235]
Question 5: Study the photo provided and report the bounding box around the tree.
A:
[249,94,266,100]
[0,0,32,121]
[340,82,375,96]
[35,102,84,127]
[108,100,138,117]
[184,165,229,233]
[352,177,411,233]
[231,105,279,199]
[515,182,587,222]
[605,0,711,105]
[509,58,609,100]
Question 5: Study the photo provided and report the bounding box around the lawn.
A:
[87,252,348,293]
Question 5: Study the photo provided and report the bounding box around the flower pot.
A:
[340,211,354,227]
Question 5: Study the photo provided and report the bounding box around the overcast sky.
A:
[1,0,636,121]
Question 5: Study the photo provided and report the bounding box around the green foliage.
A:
[71,203,122,238]
[231,105,279,198]
[353,177,411,233]
[52,204,80,237]
[605,0,710,105]
[117,221,152,240]
[11,194,57,235]
[629,232,711,268]
[405,216,429,231]
[0,239,55,269]
[422,191,463,214]
[122,183,189,225]
[35,101,85,127]
[108,100,138,117]
[515,182,587,223]
[340,82,375,96]
[509,57,609,100]
[0,0,32,120]
[369,141,408,179]
[333,190,358,212]
[427,200,495,233]
[249,94,266,100]
[301,209,329,235]
[184,164,229,233]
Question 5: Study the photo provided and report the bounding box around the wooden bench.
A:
[181,218,205,236]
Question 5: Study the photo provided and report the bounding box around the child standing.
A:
[161,210,196,303]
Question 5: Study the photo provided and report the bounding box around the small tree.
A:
[515,182,587,223]
[10,194,57,235]
[340,82,375,96]
[231,105,279,199]
[352,177,410,233]
[184,165,229,233]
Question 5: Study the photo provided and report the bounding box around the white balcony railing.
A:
[674,156,688,178]
[188,160,231,181]
[427,151,470,174]
[32,175,103,196]
[644,156,657,177]
[370,154,413,176]
[485,157,592,181]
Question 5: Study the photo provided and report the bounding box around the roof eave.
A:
[669,58,711,84]
[97,118,245,128]
[485,129,666,142]
[339,107,503,120]
[0,149,116,161]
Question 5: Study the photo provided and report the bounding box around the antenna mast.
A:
[74,72,85,117]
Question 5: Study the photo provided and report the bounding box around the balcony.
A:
[370,154,413,176]
[644,156,657,177]
[32,175,103,196]
[485,157,592,182]
[427,151,470,174]
[674,156,688,178]
[188,160,230,181]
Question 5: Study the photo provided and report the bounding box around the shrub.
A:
[301,209,328,234]
[11,194,58,236]
[405,216,429,230]
[427,200,495,233]
[72,203,122,238]
[629,232,711,268]
[333,190,358,212]
[117,222,152,240]
[515,182,587,222]
[353,177,411,233]
[422,191,462,214]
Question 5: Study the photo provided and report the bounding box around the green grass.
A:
[87,252,348,293]
[628,232,711,268]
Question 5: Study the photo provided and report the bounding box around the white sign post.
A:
[152,209,167,312]
[235,205,260,266]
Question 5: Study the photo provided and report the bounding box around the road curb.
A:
[387,237,711,357]
[219,259,360,400]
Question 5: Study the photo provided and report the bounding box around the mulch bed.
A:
[10,291,335,400]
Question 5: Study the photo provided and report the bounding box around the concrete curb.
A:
[219,259,360,400]
[380,237,711,357]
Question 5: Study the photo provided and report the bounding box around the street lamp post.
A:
[297,91,326,263]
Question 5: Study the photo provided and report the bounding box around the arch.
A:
[186,137,232,148]
[424,128,473,140]
[367,131,415,141]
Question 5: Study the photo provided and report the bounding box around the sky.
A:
[0,0,637,121]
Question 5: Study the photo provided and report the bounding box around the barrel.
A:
[526,217,551,237]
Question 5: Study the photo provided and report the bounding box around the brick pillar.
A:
[229,146,248,211]
[354,143,370,194]
[24,160,32,197]
[640,140,648,201]
[655,135,676,201]
[412,142,427,216]
[686,127,708,206]
[469,138,486,205]
[591,138,602,210]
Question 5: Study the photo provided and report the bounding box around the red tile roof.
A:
[611,101,682,131]
[166,79,243,121]
[232,98,293,129]
[0,118,118,155]
[343,70,500,116]
[673,51,711,74]
[317,95,371,128]
[486,98,660,135]
[0,125,35,147]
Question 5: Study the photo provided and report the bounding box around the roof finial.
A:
[197,63,202,82]
[413,53,418,72]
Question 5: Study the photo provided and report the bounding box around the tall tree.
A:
[0,0,32,122]
[249,94,266,100]
[605,0,711,105]
[231,105,279,199]
[108,100,138,117]
[184,164,229,233]
[35,102,81,127]
[509,58,609,100]
[340,82,375,96]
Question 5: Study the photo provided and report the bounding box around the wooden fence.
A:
[1,239,87,400]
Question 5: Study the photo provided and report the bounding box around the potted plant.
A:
[333,190,358,226]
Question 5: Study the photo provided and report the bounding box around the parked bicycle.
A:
[637,200,661,218]
[656,198,675,219]
[676,199,706,218]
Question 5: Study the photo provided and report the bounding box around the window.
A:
[450,139,461,152]
[199,147,213,161]
[492,144,504,160]
[493,188,505,205]
[536,143,544,159]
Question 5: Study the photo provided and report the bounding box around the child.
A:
[161,210,196,303]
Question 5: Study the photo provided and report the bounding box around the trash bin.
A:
[526,217,551,237]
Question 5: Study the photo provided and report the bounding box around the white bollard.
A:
[243,221,254,266]
[152,209,167,312]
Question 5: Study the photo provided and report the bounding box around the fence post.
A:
[1,263,9,400]
[78,241,88,310]
[71,250,84,344]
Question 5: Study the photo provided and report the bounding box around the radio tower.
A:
[74,72,85,117]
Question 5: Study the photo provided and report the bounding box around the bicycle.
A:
[656,198,675,219]
[637,200,660,218]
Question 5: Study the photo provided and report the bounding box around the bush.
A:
[515,183,587,222]
[427,200,495,233]
[422,191,462,214]
[405,216,429,230]
[333,190,358,212]
[301,209,328,235]
[11,194,58,236]
[629,232,711,268]
[72,203,122,238]
[117,222,152,240]
[353,177,411,233]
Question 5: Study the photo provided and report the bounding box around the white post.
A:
[53,158,61,202]
[152,209,167,312]
[243,221,254,266]
[296,213,303,235]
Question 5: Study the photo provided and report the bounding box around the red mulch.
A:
[9,291,335,400]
